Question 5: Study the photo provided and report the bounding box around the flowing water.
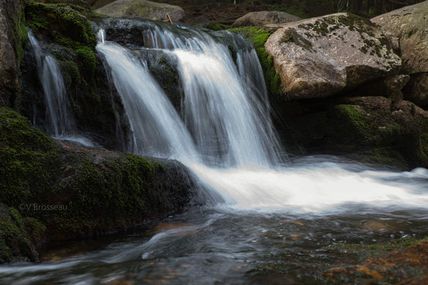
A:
[2,22,428,284]
[28,31,94,147]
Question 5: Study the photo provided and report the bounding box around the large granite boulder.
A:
[233,11,301,28]
[96,0,185,22]
[265,13,402,100]
[372,1,428,108]
[0,0,24,106]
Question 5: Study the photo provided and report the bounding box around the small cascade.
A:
[28,31,94,147]
[143,24,281,167]
[28,31,75,136]
[97,30,198,161]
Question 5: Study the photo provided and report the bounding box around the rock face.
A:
[274,96,428,168]
[0,204,45,263]
[265,13,402,100]
[233,11,301,27]
[0,0,24,106]
[372,1,428,107]
[0,107,199,262]
[96,0,185,22]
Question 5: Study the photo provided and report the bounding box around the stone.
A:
[265,13,401,100]
[0,0,24,106]
[372,1,428,107]
[233,11,301,28]
[96,0,185,22]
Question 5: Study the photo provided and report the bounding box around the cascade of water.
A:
[143,25,281,167]
[97,22,428,211]
[28,31,75,136]
[28,31,94,147]
[96,30,199,162]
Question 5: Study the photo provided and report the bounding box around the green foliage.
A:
[228,26,283,95]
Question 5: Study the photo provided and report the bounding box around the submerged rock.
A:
[0,0,24,106]
[232,11,301,28]
[0,107,199,262]
[372,1,428,108]
[265,13,401,100]
[96,0,185,22]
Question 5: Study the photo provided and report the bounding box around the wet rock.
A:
[22,2,129,150]
[96,0,185,22]
[0,108,199,262]
[372,1,428,108]
[233,11,301,28]
[265,13,401,100]
[404,73,428,108]
[0,204,43,263]
[274,96,428,168]
[0,0,24,106]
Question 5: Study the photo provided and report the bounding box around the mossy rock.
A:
[25,1,96,46]
[25,1,97,75]
[273,96,428,169]
[21,1,128,149]
[0,107,62,206]
[0,204,42,263]
[228,26,282,96]
[0,108,197,259]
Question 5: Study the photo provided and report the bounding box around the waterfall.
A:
[97,22,428,212]
[96,30,198,162]
[143,25,281,167]
[28,31,94,147]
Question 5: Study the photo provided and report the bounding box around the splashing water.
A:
[96,22,428,213]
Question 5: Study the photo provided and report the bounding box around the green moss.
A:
[206,22,230,31]
[59,60,81,85]
[0,107,61,206]
[25,1,96,46]
[75,46,97,77]
[333,104,370,140]
[25,1,98,79]
[0,205,39,263]
[228,26,282,95]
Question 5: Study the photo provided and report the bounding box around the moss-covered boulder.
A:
[265,13,402,100]
[0,0,25,106]
[0,204,45,263]
[275,96,428,168]
[0,107,198,262]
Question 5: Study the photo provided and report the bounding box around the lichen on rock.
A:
[265,13,402,100]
